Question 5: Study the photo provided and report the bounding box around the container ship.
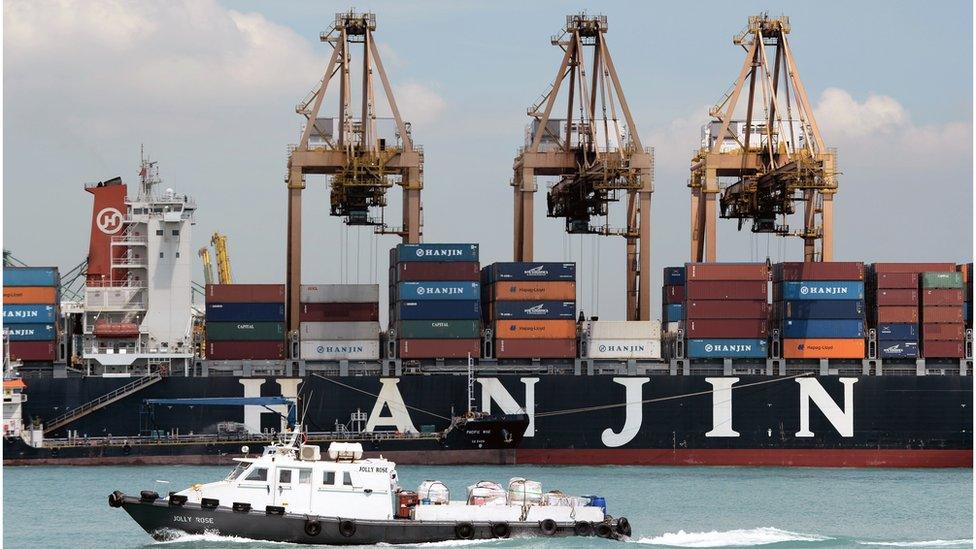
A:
[3,11,973,468]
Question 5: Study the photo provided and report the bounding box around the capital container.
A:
[3,286,57,305]
[877,323,919,341]
[686,319,767,339]
[491,281,575,301]
[585,320,661,340]
[782,319,864,339]
[921,306,963,324]
[397,319,480,339]
[879,341,919,358]
[781,338,865,359]
[207,284,284,303]
[778,300,863,320]
[920,289,965,306]
[493,319,576,339]
[300,302,379,322]
[773,262,864,281]
[484,262,576,283]
[393,243,479,263]
[207,341,285,360]
[876,306,919,323]
[872,263,955,274]
[922,340,965,358]
[300,340,380,360]
[491,301,576,320]
[875,289,919,306]
[663,303,684,322]
[395,300,480,321]
[495,339,576,359]
[663,267,686,285]
[686,338,767,359]
[2,304,57,324]
[399,339,480,359]
[920,272,963,289]
[586,338,661,359]
[685,263,769,281]
[6,323,56,341]
[300,284,379,303]
[662,284,685,303]
[206,322,284,341]
[685,280,767,300]
[206,303,285,322]
[7,341,57,361]
[921,323,964,341]
[775,281,864,301]
[300,321,379,340]
[398,282,480,301]
[686,300,769,319]
[874,273,919,289]
[397,262,480,282]
[3,267,60,287]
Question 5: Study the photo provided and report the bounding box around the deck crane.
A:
[198,232,233,285]
[689,14,837,263]
[285,10,423,333]
[512,14,653,320]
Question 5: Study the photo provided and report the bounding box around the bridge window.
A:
[244,467,267,482]
[279,469,292,484]
[298,469,311,484]
[324,471,336,485]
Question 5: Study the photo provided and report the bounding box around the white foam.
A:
[856,540,973,547]
[154,530,294,545]
[630,526,830,547]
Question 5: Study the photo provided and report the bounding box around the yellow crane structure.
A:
[512,14,653,321]
[689,14,837,263]
[285,10,422,333]
[198,232,233,285]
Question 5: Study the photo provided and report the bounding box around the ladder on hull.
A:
[43,373,163,435]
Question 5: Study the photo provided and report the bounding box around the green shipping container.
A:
[396,319,480,339]
[206,322,285,341]
[920,272,963,289]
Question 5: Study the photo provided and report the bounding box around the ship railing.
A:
[85,279,148,288]
[41,428,442,448]
[111,235,148,245]
[43,373,163,435]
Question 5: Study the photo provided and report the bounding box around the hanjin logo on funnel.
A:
[97,207,124,234]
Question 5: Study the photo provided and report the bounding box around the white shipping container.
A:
[300,321,380,340]
[300,340,380,360]
[586,338,661,359]
[665,321,683,333]
[584,320,661,340]
[300,284,379,303]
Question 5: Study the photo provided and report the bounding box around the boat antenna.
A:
[466,353,476,415]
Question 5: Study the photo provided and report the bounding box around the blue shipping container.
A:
[398,282,480,301]
[3,267,59,287]
[877,323,919,341]
[782,319,864,339]
[778,281,864,301]
[394,243,479,263]
[879,341,919,358]
[493,300,576,320]
[664,303,684,322]
[663,267,686,285]
[3,304,57,324]
[687,339,768,359]
[397,300,481,320]
[7,323,56,341]
[780,300,864,319]
[485,263,575,283]
[206,302,285,322]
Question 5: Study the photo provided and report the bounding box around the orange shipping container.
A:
[3,286,57,304]
[782,338,865,359]
[492,281,576,301]
[493,320,577,339]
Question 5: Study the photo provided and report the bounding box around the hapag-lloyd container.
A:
[585,320,661,340]
[775,281,864,301]
[206,284,284,303]
[921,289,965,306]
[397,262,480,282]
[684,281,767,300]
[491,301,576,320]
[6,323,56,341]
[921,306,964,323]
[586,338,661,359]
[879,341,919,358]
[778,301,864,319]
[300,302,379,322]
[876,289,919,306]
[300,284,379,303]
[773,262,864,281]
[395,300,480,320]
[919,272,964,289]
[206,303,285,322]
[493,320,576,339]
[876,306,919,323]
[399,339,480,358]
[491,281,576,301]
[3,267,60,287]
[878,323,919,341]
[921,323,964,341]
[206,322,284,341]
[398,282,480,301]
[782,338,866,359]
[686,300,769,319]
[484,262,576,283]
[922,340,965,358]
[685,263,769,281]
[495,339,576,359]
[782,319,864,339]
[875,273,919,289]
[872,263,956,274]
[299,321,379,340]
[207,341,285,360]
[686,339,767,359]
[686,319,767,338]
[2,304,57,324]
[397,319,480,339]
[7,341,57,361]
[393,243,479,263]
[3,286,58,305]
[300,340,380,360]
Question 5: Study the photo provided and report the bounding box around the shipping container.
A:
[300,340,380,360]
[686,300,769,319]
[398,339,480,359]
[686,339,767,359]
[585,320,661,340]
[879,341,919,358]
[206,284,284,303]
[775,281,864,301]
[207,341,285,360]
[782,319,864,339]
[206,322,285,341]
[300,302,379,322]
[686,319,767,339]
[871,263,956,274]
[393,243,479,263]
[778,300,864,320]
[484,262,576,283]
[586,338,661,359]
[662,284,685,304]
[773,262,864,282]
[782,338,865,359]
[493,320,577,339]
[491,300,576,320]
[495,339,576,359]
[3,286,57,305]
[398,282,480,301]
[874,273,919,289]
[3,267,60,287]
[684,280,767,301]
[959,263,972,283]
[921,340,965,358]
[663,303,684,322]
[685,263,769,281]
[206,302,285,322]
[921,323,964,341]
[921,306,964,324]
[397,262,480,282]
[920,289,965,306]
[2,304,57,324]
[876,306,919,324]
[920,272,963,289]
[395,300,481,321]
[663,267,686,285]
[877,323,919,341]
[396,319,480,339]
[491,281,576,301]
[6,323,56,341]
[300,284,379,303]
[299,321,379,340]
[875,289,919,306]
[7,341,57,361]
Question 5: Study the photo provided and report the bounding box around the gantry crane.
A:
[199,232,233,285]
[512,14,653,321]
[285,10,423,332]
[690,14,837,263]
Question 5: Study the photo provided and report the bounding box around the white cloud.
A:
[814,87,908,137]
[392,82,447,126]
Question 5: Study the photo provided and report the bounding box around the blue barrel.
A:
[3,304,57,324]
[398,282,480,301]
[7,323,56,341]
[877,323,918,341]
[3,267,59,287]
[393,243,479,263]
[664,303,684,322]
[780,300,864,319]
[879,341,919,358]
[206,302,285,322]
[778,281,864,301]
[484,262,576,283]
[663,267,686,285]
[782,319,864,338]
[396,300,481,320]
[584,495,607,515]
[493,300,576,320]
[687,339,768,359]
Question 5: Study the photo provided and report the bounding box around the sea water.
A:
[3,465,972,548]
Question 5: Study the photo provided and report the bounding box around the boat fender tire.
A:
[304,519,322,537]
[596,522,613,538]
[232,502,251,513]
[338,520,356,538]
[201,498,219,510]
[491,522,511,538]
[574,521,593,537]
[539,518,558,536]
[108,491,125,508]
[168,493,188,507]
[617,517,632,537]
[140,490,159,503]
[265,505,285,516]
[455,522,475,540]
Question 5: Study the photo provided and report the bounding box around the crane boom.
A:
[211,232,233,284]
[198,247,214,285]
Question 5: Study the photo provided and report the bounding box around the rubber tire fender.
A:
[617,517,632,537]
[338,519,357,538]
[539,518,558,536]
[108,491,125,508]
[304,519,322,537]
[574,521,593,536]
[455,522,475,540]
[596,522,613,538]
[491,522,511,538]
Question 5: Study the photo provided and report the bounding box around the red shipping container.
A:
[872,263,955,274]
[958,263,971,283]
[8,341,56,361]
[207,341,285,360]
[773,262,864,281]
[920,289,964,306]
[686,319,767,338]
[495,339,576,358]
[875,289,918,306]
[686,280,768,300]
[875,306,919,323]
[921,306,964,324]
[663,284,685,304]
[207,284,285,303]
[300,303,379,322]
[686,263,769,281]
[922,340,965,358]
[399,339,480,359]
[685,300,768,319]
[874,273,918,289]
[921,323,964,341]
[397,262,480,281]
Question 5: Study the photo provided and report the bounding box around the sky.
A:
[3,0,973,322]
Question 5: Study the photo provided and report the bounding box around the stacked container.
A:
[390,244,481,359]
[919,272,966,358]
[684,263,769,359]
[584,320,661,360]
[869,263,954,360]
[661,266,685,331]
[3,267,60,362]
[205,284,285,359]
[482,263,577,359]
[300,284,380,360]
[959,263,973,331]
[773,262,866,359]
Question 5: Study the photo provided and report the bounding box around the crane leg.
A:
[286,174,303,335]
[690,185,702,262]
[514,168,534,262]
[638,190,651,320]
[704,169,718,262]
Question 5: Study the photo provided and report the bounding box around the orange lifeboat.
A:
[93,320,140,338]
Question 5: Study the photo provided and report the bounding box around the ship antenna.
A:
[466,353,476,415]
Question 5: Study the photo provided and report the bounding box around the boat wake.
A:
[629,526,831,547]
[152,530,294,545]
[856,541,973,547]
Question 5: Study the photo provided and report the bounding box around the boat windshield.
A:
[224,463,248,481]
